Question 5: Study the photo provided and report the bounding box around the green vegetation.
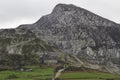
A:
[0,66,120,80]
[60,72,120,80]
[0,66,54,80]
[0,53,40,68]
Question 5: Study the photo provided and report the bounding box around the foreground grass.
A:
[60,72,120,80]
[0,66,120,80]
[0,66,54,80]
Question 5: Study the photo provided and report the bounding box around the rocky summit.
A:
[0,4,120,75]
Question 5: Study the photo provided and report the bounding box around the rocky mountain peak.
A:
[52,4,79,13]
[51,3,117,27]
[1,4,120,75]
[19,4,118,30]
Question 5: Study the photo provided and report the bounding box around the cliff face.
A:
[1,4,120,74]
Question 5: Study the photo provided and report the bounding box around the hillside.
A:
[0,4,120,75]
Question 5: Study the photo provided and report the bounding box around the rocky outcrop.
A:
[0,28,56,56]
[1,4,120,75]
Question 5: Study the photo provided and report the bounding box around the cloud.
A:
[0,0,120,29]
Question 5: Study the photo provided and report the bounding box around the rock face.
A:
[0,28,56,57]
[1,4,120,74]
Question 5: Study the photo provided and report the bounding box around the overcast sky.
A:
[0,0,120,29]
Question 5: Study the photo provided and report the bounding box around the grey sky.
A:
[0,0,120,29]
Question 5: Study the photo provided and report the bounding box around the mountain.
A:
[0,4,120,75]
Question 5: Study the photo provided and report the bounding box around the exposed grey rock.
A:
[1,4,120,75]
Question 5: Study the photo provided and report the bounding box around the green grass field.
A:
[0,66,54,80]
[60,72,120,80]
[0,66,120,80]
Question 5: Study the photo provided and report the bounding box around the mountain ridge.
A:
[0,3,120,75]
[19,3,119,30]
